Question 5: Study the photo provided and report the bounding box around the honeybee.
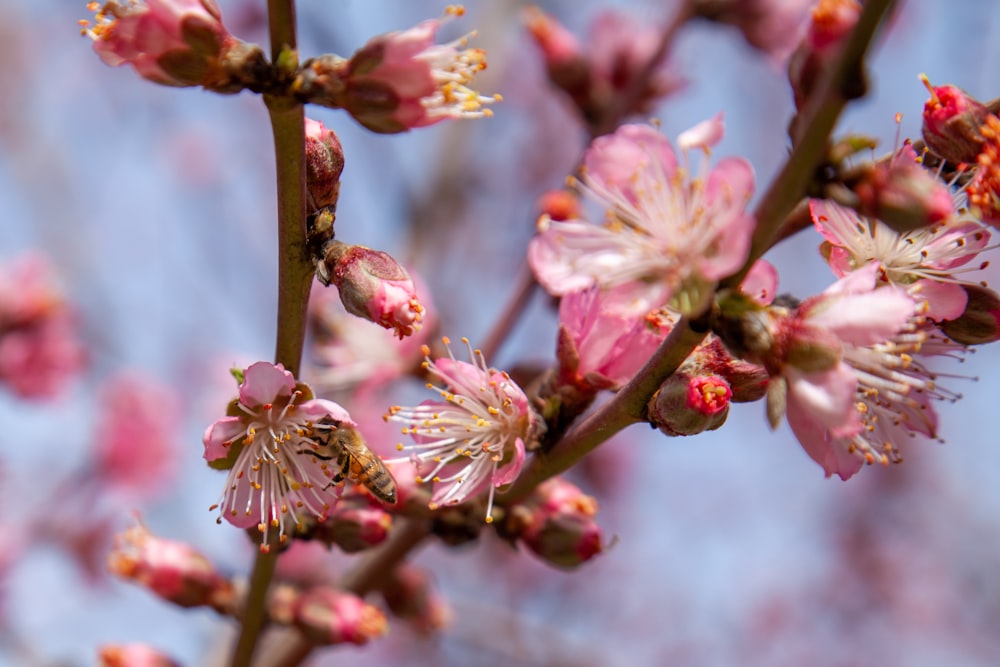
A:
[303,420,398,505]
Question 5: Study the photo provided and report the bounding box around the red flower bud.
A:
[648,371,732,436]
[315,491,393,553]
[379,564,451,635]
[98,644,180,667]
[107,523,234,612]
[921,75,990,164]
[304,118,345,214]
[293,587,388,646]
[316,242,424,338]
[787,0,861,110]
[508,477,603,569]
[851,147,954,232]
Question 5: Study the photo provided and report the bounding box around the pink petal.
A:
[678,112,724,151]
[785,364,860,437]
[299,398,355,426]
[913,279,967,321]
[493,439,526,487]
[740,260,778,305]
[583,124,677,202]
[240,361,295,406]
[202,417,245,462]
[811,289,915,345]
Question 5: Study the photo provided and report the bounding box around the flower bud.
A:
[98,644,180,667]
[505,478,603,569]
[295,8,497,134]
[107,523,235,612]
[965,114,1000,228]
[940,284,1000,345]
[648,372,731,436]
[293,587,388,646]
[849,148,954,232]
[82,0,264,92]
[921,75,990,164]
[523,7,590,101]
[304,118,345,214]
[379,564,451,636]
[312,491,393,553]
[316,242,423,338]
[536,189,581,222]
[787,0,861,110]
[697,338,769,403]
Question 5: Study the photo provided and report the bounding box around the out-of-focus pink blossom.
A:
[529,118,755,316]
[717,0,816,61]
[108,522,234,612]
[293,587,388,645]
[506,477,603,569]
[82,0,238,88]
[202,361,355,551]
[525,7,683,127]
[787,0,860,110]
[386,338,539,522]
[921,74,991,164]
[317,242,424,338]
[811,199,989,321]
[98,644,180,667]
[0,254,86,399]
[379,564,452,636]
[315,491,392,553]
[557,284,673,390]
[334,7,498,133]
[91,373,179,500]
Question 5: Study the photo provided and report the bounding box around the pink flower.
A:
[386,338,539,522]
[0,254,86,399]
[82,0,235,88]
[529,117,755,315]
[91,373,180,500]
[810,199,990,321]
[556,284,674,390]
[777,267,918,479]
[339,7,498,133]
[202,362,356,551]
[317,242,424,339]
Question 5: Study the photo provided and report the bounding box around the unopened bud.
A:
[316,242,423,338]
[379,564,451,635]
[312,491,393,553]
[293,587,388,646]
[849,148,954,232]
[108,523,234,612]
[505,477,603,569]
[536,189,581,222]
[940,284,1000,345]
[648,372,731,436]
[697,338,769,403]
[921,75,990,164]
[787,0,861,110]
[305,118,345,214]
[523,7,589,99]
[98,644,180,667]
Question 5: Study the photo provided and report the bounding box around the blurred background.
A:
[3,0,1000,665]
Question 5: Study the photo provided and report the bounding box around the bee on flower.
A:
[202,361,366,551]
[385,338,541,523]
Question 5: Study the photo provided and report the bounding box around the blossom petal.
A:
[203,416,245,462]
[240,361,295,406]
[785,364,860,437]
[912,279,967,321]
[492,438,526,487]
[678,112,724,151]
